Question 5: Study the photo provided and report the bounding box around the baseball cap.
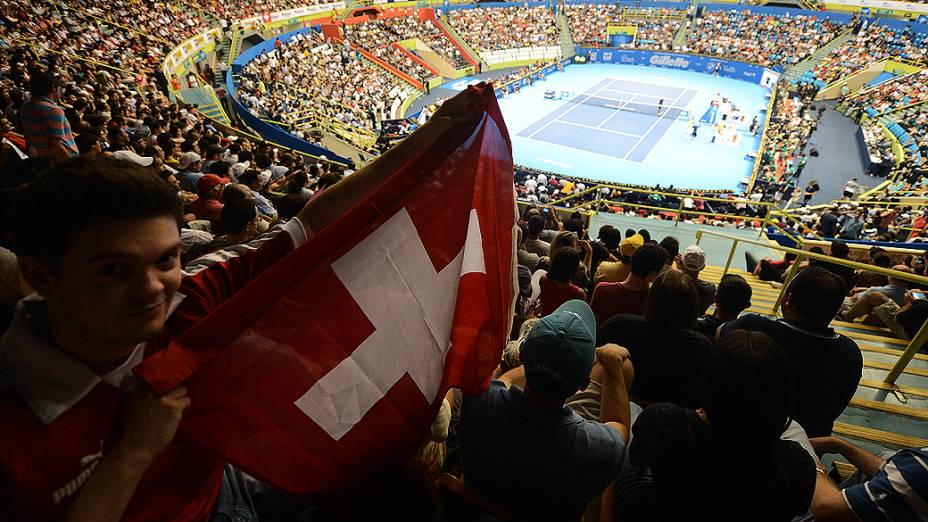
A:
[178,151,202,170]
[521,300,596,401]
[681,245,706,272]
[197,173,229,195]
[111,149,154,167]
[619,233,644,257]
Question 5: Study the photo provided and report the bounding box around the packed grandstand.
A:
[1,0,927,521]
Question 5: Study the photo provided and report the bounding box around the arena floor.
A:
[497,63,771,190]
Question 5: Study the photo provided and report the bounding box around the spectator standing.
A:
[524,215,551,257]
[617,330,816,522]
[695,274,752,338]
[842,178,860,200]
[460,300,629,521]
[20,72,79,162]
[598,270,712,408]
[538,248,586,315]
[590,243,667,324]
[595,233,643,283]
[720,268,862,437]
[676,245,715,316]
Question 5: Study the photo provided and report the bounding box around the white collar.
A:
[0,293,183,424]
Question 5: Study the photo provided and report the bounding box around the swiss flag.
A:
[135,84,516,494]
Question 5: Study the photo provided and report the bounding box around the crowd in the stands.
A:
[685,11,842,67]
[565,5,681,51]
[843,69,928,117]
[812,24,928,85]
[347,17,468,71]
[238,31,411,132]
[3,1,928,520]
[752,83,820,190]
[787,200,928,243]
[447,5,559,52]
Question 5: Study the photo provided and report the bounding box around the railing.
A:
[746,85,779,193]
[694,228,928,390]
[533,181,776,236]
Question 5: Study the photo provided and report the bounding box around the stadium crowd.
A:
[565,5,681,51]
[685,11,842,67]
[237,31,412,132]
[812,24,928,85]
[1,1,928,520]
[447,5,559,52]
[843,69,928,117]
[347,16,468,70]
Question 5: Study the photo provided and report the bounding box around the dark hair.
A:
[221,199,257,235]
[11,156,181,266]
[598,225,620,249]
[873,253,893,268]
[831,240,850,259]
[630,243,669,279]
[809,246,825,255]
[74,133,99,154]
[703,330,795,451]
[564,218,584,236]
[644,270,698,330]
[527,215,545,236]
[869,246,886,259]
[897,301,928,339]
[637,229,651,243]
[716,274,752,315]
[659,236,680,262]
[548,248,580,283]
[784,267,847,325]
[625,228,636,239]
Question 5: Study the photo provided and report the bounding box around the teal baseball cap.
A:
[521,300,597,400]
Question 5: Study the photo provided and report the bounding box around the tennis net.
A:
[554,92,690,119]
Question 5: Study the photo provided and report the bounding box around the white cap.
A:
[111,150,154,167]
[681,245,706,272]
[178,151,202,170]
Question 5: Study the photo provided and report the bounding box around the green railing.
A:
[694,228,928,392]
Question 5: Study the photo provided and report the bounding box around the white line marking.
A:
[553,119,644,138]
[527,81,613,139]
[624,88,691,160]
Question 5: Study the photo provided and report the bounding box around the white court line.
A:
[527,81,613,139]
[554,119,644,138]
[596,94,637,129]
[622,89,692,162]
[623,89,690,159]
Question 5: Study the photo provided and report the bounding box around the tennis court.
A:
[517,78,698,162]
[497,63,769,189]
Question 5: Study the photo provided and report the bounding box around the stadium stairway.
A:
[434,16,484,69]
[671,16,691,49]
[586,213,928,455]
[176,86,231,127]
[782,30,856,86]
[555,11,576,59]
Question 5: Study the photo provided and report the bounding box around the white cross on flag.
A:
[135,85,516,494]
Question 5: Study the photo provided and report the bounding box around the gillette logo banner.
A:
[579,49,777,87]
[649,54,690,68]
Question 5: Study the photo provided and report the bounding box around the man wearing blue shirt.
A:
[460,300,630,520]
[840,265,913,323]
[811,436,927,522]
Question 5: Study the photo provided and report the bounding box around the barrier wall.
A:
[480,46,563,66]
[580,49,783,84]
[494,58,573,97]
[225,69,352,164]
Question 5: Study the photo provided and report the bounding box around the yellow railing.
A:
[746,86,778,193]
[694,228,928,389]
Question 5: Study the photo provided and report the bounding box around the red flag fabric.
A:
[135,84,516,494]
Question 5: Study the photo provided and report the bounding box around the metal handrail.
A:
[694,228,928,387]
[747,85,778,193]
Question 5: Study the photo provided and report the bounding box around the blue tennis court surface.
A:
[498,63,770,190]
[517,78,698,163]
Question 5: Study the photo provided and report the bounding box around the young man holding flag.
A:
[0,85,516,521]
